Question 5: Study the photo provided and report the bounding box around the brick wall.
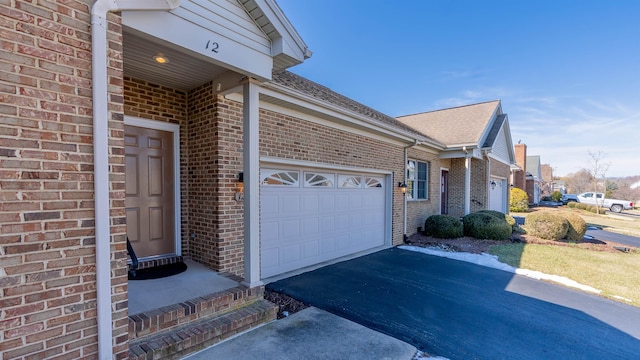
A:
[513,144,527,191]
[0,3,127,359]
[405,148,443,235]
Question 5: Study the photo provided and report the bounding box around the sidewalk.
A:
[184,307,418,360]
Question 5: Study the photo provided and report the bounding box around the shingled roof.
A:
[396,100,501,147]
[270,71,441,144]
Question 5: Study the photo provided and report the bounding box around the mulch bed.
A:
[407,232,635,254]
[264,288,309,319]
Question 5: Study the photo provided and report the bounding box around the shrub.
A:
[476,210,517,230]
[574,203,588,210]
[562,212,587,241]
[567,202,577,209]
[462,212,512,240]
[551,191,562,202]
[524,211,569,240]
[510,188,529,212]
[424,215,463,238]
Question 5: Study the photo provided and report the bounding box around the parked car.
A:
[561,194,579,205]
[576,192,634,213]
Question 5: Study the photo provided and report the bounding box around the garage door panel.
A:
[302,217,319,236]
[336,194,350,210]
[320,215,334,232]
[282,244,301,264]
[302,194,319,213]
[319,195,335,212]
[281,219,301,240]
[261,168,388,278]
[281,195,301,214]
[302,241,319,259]
[262,248,280,269]
[262,221,279,245]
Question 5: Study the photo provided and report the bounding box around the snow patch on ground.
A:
[400,245,602,294]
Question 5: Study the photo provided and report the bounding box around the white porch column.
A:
[464,155,471,215]
[242,79,263,287]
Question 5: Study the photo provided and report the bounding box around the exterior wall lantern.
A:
[235,172,245,201]
[490,180,497,190]
[398,182,408,194]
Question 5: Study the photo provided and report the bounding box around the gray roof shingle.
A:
[396,100,501,146]
[270,71,440,144]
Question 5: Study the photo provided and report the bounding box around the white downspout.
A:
[463,146,471,215]
[403,140,419,240]
[91,1,179,359]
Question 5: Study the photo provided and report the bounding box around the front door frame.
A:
[124,116,182,256]
[440,168,449,214]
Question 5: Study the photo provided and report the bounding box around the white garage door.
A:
[489,178,505,212]
[260,168,387,278]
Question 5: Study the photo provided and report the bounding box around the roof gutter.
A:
[91,1,179,359]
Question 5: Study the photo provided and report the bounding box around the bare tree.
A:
[564,169,593,193]
[586,150,611,214]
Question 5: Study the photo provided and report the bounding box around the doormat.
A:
[128,262,188,280]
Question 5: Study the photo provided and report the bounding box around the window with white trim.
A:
[304,172,334,187]
[407,160,428,200]
[261,169,300,186]
[338,175,362,188]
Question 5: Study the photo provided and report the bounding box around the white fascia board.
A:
[122,11,273,81]
[255,0,311,61]
[502,116,516,162]
[487,152,513,166]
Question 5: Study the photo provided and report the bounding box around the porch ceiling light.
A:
[153,54,169,64]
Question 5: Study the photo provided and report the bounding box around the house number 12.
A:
[205,40,220,53]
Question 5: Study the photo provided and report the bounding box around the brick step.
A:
[129,285,264,340]
[128,299,278,360]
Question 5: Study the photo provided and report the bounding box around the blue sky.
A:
[277,0,639,178]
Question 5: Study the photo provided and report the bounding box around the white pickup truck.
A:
[576,192,634,213]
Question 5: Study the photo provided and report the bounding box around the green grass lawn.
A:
[489,243,640,306]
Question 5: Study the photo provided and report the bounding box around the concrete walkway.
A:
[185,307,417,360]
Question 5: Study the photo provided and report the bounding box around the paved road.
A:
[586,228,640,248]
[268,248,640,360]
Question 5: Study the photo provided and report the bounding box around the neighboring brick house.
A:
[397,100,516,218]
[1,1,455,359]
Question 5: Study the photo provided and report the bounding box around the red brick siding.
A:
[405,148,444,235]
[0,3,127,359]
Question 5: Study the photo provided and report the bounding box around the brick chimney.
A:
[513,143,527,191]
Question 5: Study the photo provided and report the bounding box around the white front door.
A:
[489,178,505,212]
[260,168,387,278]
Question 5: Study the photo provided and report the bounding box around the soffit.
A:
[123,28,228,91]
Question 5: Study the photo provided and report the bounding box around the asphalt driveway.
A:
[267,247,640,360]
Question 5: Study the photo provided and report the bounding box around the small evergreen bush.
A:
[510,187,529,212]
[562,212,587,241]
[477,210,517,230]
[462,212,512,240]
[575,203,588,210]
[524,211,569,240]
[551,191,562,202]
[424,215,463,238]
